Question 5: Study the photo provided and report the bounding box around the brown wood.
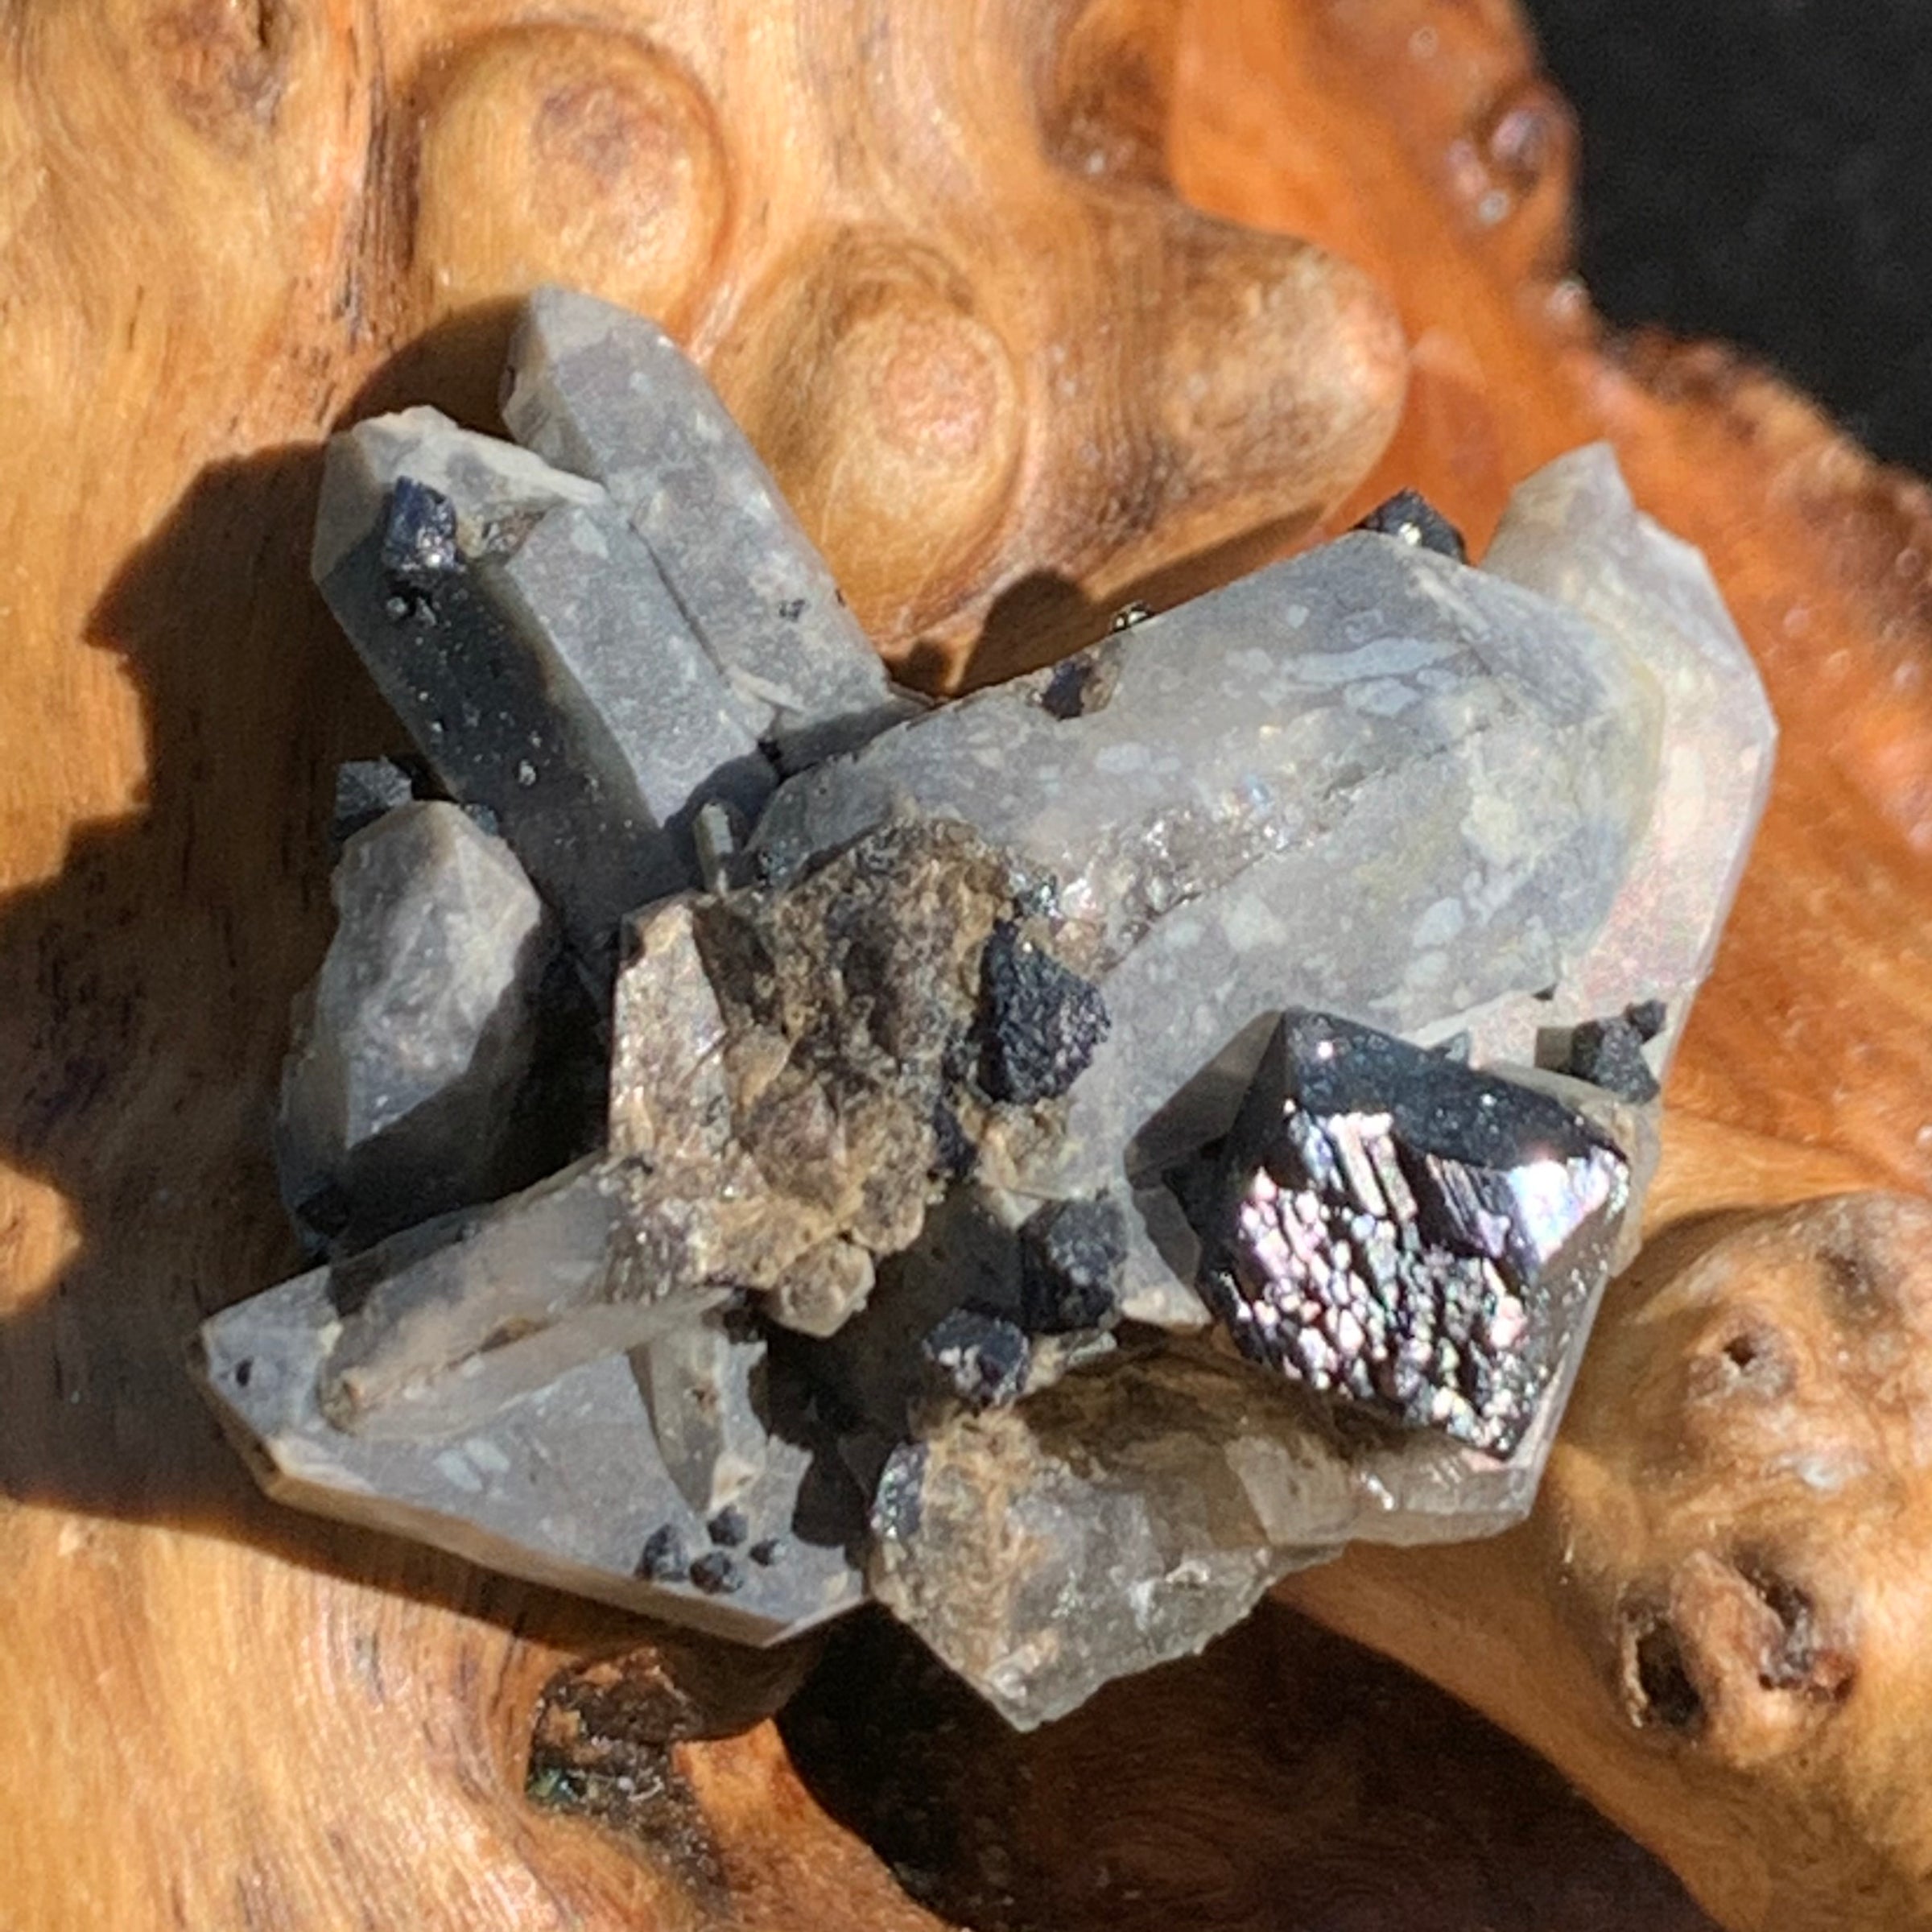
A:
[2,2,1930,1928]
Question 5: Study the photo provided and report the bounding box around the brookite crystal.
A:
[199,284,1774,1728]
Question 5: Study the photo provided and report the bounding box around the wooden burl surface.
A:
[3,2,1932,1929]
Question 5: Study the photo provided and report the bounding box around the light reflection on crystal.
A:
[1208,1010,1631,1456]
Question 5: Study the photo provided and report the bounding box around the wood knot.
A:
[718,229,1024,646]
[147,0,288,150]
[1148,208,1407,539]
[1039,0,1179,186]
[411,26,729,332]
[1616,1552,1855,1766]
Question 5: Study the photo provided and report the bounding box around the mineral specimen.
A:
[275,799,553,1253]
[198,287,1777,1732]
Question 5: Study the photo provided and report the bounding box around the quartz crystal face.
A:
[275,799,555,1254]
[1206,1010,1632,1456]
[198,287,1777,1724]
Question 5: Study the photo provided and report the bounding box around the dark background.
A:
[1521,0,1932,476]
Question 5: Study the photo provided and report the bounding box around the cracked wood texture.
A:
[3,2,1932,1929]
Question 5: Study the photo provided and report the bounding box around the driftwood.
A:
[3,2,1932,1927]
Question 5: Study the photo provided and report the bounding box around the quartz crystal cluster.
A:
[199,286,1776,1726]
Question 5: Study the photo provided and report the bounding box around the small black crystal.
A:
[706,1506,749,1548]
[381,477,461,585]
[1624,998,1668,1043]
[920,1307,1031,1411]
[928,1096,976,1181]
[1205,1009,1629,1455]
[1559,1013,1662,1104]
[1353,489,1468,563]
[638,1524,688,1582]
[1019,1196,1128,1334]
[871,1442,929,1543]
[1040,646,1121,720]
[687,1550,744,1595]
[749,1537,786,1567]
[975,921,1109,1104]
[331,756,432,852]
[291,1176,356,1248]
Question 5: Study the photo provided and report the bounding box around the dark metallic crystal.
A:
[1019,1196,1128,1334]
[687,1550,744,1595]
[381,477,460,591]
[1353,488,1468,563]
[638,1523,687,1582]
[1206,1009,1630,1455]
[706,1506,749,1548]
[974,921,1110,1104]
[1560,1013,1662,1104]
[871,1442,929,1543]
[920,1307,1031,1411]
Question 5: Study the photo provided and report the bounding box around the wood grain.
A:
[2,2,1929,1928]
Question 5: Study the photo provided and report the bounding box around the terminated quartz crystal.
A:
[312,408,774,961]
[751,535,1662,1174]
[202,288,1778,1715]
[200,1269,866,1641]
[314,1155,730,1441]
[1203,1010,1631,1457]
[635,1308,770,1515]
[504,286,914,766]
[1464,443,1777,1080]
[276,800,552,1252]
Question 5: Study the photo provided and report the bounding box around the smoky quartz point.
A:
[199,287,1778,1726]
[503,285,917,767]
[275,799,554,1254]
[312,408,775,964]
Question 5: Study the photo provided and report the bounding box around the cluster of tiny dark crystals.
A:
[638,1507,786,1597]
[972,920,1111,1105]
[1202,1010,1627,1457]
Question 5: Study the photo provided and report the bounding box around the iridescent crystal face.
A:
[1208,1012,1631,1455]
